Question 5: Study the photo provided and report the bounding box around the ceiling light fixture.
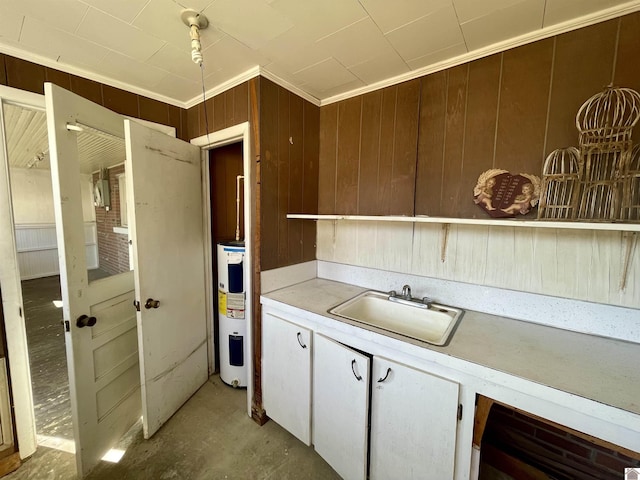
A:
[181,9,209,66]
[27,150,47,169]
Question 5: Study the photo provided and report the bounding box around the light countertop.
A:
[262,278,640,416]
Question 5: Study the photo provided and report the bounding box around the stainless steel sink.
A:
[328,290,463,346]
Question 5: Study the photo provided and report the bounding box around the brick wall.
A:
[93,165,129,276]
[483,403,640,479]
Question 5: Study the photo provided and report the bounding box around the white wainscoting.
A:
[15,223,98,279]
[316,221,639,310]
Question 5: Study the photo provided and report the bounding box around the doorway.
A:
[208,142,244,377]
[2,100,135,457]
[193,123,254,417]
[2,100,74,456]
[2,83,214,475]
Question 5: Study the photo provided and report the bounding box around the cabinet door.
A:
[370,356,459,480]
[262,312,312,445]
[313,334,370,480]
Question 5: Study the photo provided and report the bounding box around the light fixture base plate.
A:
[181,8,208,29]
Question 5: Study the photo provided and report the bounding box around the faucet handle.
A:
[422,297,433,307]
[388,290,397,297]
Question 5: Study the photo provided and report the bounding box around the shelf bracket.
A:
[441,223,451,263]
[620,231,637,291]
[332,219,337,245]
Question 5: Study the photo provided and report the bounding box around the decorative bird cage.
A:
[621,144,640,221]
[575,86,640,221]
[537,147,581,220]
[576,87,640,146]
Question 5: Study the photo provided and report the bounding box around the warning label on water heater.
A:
[218,290,226,315]
[226,292,245,319]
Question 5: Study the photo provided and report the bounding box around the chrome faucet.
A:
[388,284,433,308]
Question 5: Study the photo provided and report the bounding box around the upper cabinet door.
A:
[124,119,208,439]
[45,82,141,476]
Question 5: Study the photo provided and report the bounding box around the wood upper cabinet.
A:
[313,334,370,480]
[261,312,312,445]
[370,356,460,480]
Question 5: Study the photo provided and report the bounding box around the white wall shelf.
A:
[286,214,640,232]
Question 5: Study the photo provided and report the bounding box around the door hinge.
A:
[64,320,70,332]
[18,307,22,317]
[457,404,463,421]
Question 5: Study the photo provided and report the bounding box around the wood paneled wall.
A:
[0,54,188,141]
[319,11,640,219]
[187,78,320,271]
[316,220,639,309]
[0,56,318,272]
[320,80,420,216]
[210,143,245,243]
[187,78,320,424]
[259,78,319,271]
[186,81,251,139]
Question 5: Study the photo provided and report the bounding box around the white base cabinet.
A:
[370,356,459,480]
[262,308,462,478]
[261,312,312,445]
[313,334,370,480]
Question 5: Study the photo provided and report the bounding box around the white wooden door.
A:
[313,334,369,480]
[262,311,312,445]
[124,119,208,438]
[44,83,141,476]
[370,356,459,480]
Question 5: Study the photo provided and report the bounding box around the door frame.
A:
[0,85,42,460]
[191,123,253,417]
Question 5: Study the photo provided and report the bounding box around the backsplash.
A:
[317,259,639,344]
[316,220,638,316]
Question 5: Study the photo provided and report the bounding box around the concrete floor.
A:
[11,276,340,480]
[21,276,72,442]
[9,377,340,480]
[10,377,341,480]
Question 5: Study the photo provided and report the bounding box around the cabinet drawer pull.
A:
[296,332,307,349]
[351,359,362,381]
[377,367,392,383]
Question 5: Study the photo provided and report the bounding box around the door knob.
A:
[145,298,160,309]
[76,314,97,328]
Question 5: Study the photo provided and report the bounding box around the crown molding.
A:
[320,1,640,106]
[258,69,321,106]
[183,67,321,108]
[0,44,186,108]
[183,66,261,109]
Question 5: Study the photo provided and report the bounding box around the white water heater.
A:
[217,241,247,387]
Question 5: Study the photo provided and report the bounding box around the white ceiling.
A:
[0,0,639,108]
[4,102,125,173]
